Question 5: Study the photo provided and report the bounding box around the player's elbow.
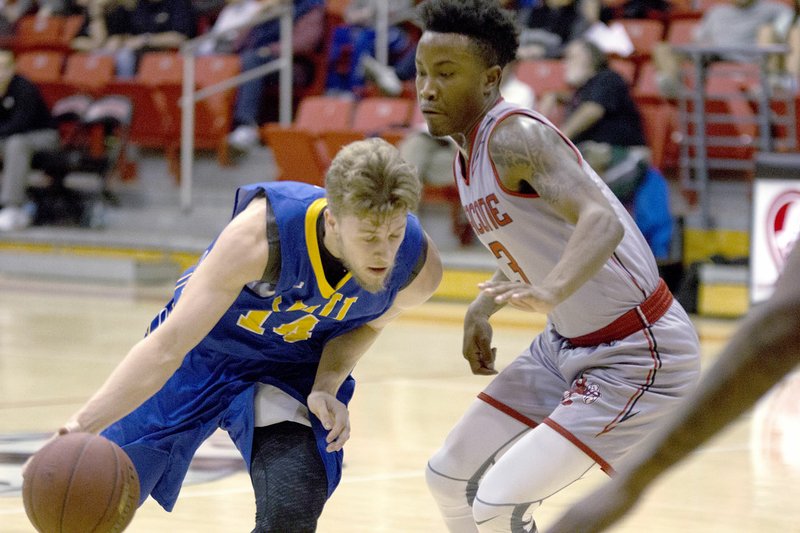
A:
[586,204,624,248]
[145,330,190,373]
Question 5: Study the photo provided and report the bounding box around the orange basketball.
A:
[22,432,140,533]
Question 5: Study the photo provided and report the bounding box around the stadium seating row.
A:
[16,50,240,178]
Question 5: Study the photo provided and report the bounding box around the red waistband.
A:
[567,279,673,347]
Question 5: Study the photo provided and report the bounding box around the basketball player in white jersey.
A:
[414,1,701,531]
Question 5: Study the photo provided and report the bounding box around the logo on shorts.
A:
[561,377,600,406]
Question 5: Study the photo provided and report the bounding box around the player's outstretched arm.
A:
[309,234,443,451]
[482,115,623,312]
[61,199,270,435]
[546,245,800,533]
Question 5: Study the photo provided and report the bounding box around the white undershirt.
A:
[253,383,312,428]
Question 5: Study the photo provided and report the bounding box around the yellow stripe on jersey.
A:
[305,198,352,299]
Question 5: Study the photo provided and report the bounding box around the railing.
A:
[175,0,408,211]
[672,43,793,228]
[178,0,294,211]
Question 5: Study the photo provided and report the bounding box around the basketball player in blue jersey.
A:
[414,1,701,531]
[548,243,800,533]
[52,138,443,532]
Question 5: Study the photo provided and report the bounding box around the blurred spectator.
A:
[515,0,591,60]
[227,0,324,151]
[0,50,59,231]
[324,0,417,96]
[539,39,648,203]
[632,165,674,261]
[538,39,673,258]
[652,0,794,97]
[106,0,196,78]
[513,0,632,60]
[599,0,670,19]
[191,0,225,31]
[70,0,128,53]
[581,0,634,58]
[196,0,272,56]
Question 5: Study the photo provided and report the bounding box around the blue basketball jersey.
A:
[103,181,426,511]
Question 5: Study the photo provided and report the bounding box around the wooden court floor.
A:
[1,275,799,532]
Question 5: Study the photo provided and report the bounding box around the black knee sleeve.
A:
[250,422,328,533]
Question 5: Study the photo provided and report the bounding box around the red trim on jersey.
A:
[567,279,672,347]
[478,392,539,428]
[483,107,586,198]
[543,418,616,476]
[487,131,540,199]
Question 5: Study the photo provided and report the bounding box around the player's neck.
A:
[318,212,349,286]
[454,95,500,159]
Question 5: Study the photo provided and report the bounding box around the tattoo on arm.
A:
[490,118,578,207]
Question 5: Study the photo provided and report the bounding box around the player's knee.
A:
[425,461,469,506]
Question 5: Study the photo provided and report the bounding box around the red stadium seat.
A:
[262,125,328,186]
[666,19,698,47]
[320,97,413,160]
[12,15,66,53]
[618,19,665,61]
[515,59,568,95]
[63,52,116,95]
[293,96,354,134]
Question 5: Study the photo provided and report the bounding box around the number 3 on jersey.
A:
[489,241,530,284]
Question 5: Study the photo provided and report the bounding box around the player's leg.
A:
[471,423,596,532]
[426,399,532,532]
[427,333,569,532]
[250,421,328,533]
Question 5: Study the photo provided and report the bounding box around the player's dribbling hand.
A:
[21,423,78,477]
[307,391,351,452]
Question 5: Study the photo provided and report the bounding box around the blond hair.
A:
[325,137,421,217]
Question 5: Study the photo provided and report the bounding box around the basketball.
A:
[22,432,140,533]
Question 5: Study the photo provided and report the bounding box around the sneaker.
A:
[0,205,32,232]
[360,55,403,96]
[227,125,260,152]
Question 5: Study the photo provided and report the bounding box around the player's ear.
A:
[483,65,503,95]
[324,208,338,233]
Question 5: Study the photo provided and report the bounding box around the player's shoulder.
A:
[489,112,563,156]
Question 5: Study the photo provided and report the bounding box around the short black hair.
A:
[417,0,519,69]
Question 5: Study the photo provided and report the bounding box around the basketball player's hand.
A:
[308,391,350,452]
[463,307,498,375]
[21,423,78,476]
[479,280,557,314]
[546,478,640,533]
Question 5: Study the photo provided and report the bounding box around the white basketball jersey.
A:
[455,100,660,337]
